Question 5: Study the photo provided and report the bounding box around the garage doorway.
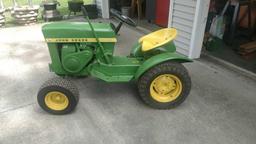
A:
[204,0,256,73]
[109,0,171,31]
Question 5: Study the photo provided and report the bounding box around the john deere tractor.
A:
[37,8,192,114]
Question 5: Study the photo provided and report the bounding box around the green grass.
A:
[2,0,94,27]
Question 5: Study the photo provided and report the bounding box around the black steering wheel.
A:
[110,9,137,27]
[82,7,137,34]
[110,9,137,34]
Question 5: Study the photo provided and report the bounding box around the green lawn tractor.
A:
[37,8,192,114]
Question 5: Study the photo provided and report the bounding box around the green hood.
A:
[42,22,116,39]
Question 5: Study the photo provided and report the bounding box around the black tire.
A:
[138,61,191,109]
[37,77,79,115]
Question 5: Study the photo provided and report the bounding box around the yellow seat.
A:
[139,28,177,52]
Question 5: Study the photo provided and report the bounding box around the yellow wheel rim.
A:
[45,91,69,111]
[150,74,183,103]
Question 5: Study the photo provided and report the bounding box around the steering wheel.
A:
[110,9,137,27]
[82,7,136,34]
[109,9,137,34]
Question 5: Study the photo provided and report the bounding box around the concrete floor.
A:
[205,41,256,73]
[0,20,256,144]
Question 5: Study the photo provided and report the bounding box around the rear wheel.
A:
[138,61,191,109]
[37,77,79,115]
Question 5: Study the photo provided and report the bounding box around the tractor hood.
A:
[42,22,116,43]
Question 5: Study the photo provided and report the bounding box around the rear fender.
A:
[134,52,192,80]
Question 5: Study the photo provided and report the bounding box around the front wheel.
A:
[138,61,191,109]
[37,77,79,115]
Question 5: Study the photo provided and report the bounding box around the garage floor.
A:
[205,40,256,73]
[0,20,256,144]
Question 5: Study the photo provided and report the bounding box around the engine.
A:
[61,44,93,74]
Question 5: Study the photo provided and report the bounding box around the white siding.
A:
[96,0,109,18]
[168,0,197,56]
[169,0,210,58]
[189,0,210,58]
[96,0,102,17]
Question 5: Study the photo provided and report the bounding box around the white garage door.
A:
[168,0,210,59]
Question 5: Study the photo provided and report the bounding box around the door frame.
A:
[97,0,110,18]
[101,0,110,18]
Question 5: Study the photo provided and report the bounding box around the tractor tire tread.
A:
[138,61,191,109]
[37,77,79,115]
[39,77,79,102]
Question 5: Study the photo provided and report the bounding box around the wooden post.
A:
[28,0,33,7]
[131,0,144,19]
[0,0,4,9]
[137,0,141,19]
[131,0,136,17]
[248,0,252,29]
[12,0,18,8]
[0,0,5,27]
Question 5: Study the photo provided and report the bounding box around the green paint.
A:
[61,44,93,73]
[134,52,192,80]
[130,42,143,57]
[42,21,192,82]
[131,41,176,57]
[90,57,142,82]
[42,22,116,39]
[47,43,66,74]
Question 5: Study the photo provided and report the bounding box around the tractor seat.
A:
[139,28,177,52]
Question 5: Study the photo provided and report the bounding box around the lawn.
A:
[2,0,94,27]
